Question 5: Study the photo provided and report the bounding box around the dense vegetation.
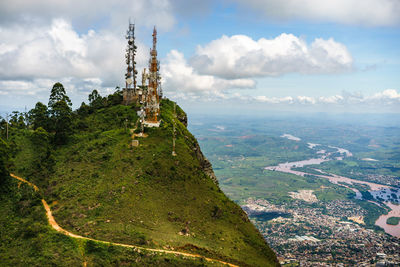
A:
[0,83,278,266]
[0,137,9,184]
[386,217,400,226]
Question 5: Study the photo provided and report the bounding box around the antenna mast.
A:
[145,26,161,123]
[5,113,9,140]
[125,22,137,91]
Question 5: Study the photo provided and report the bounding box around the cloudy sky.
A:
[0,0,399,115]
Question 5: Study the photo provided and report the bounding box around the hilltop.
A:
[0,85,278,266]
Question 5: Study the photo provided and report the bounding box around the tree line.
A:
[0,82,123,184]
[0,83,122,144]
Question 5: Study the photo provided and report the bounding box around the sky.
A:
[0,0,399,116]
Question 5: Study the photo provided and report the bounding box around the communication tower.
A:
[122,22,138,104]
[144,27,161,124]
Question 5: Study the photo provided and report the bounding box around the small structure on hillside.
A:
[122,23,162,128]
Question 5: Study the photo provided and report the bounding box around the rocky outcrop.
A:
[193,141,219,185]
[177,112,187,127]
[179,110,217,185]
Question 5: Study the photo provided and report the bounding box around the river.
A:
[375,203,400,237]
[265,134,400,238]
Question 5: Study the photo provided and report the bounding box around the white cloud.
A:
[191,34,353,79]
[0,79,57,96]
[367,89,400,105]
[0,0,176,32]
[297,96,316,104]
[318,95,344,104]
[162,49,255,95]
[370,89,400,100]
[0,19,153,95]
[234,0,400,26]
[252,89,400,107]
[0,77,109,97]
[254,95,293,104]
[0,0,182,105]
[169,88,400,109]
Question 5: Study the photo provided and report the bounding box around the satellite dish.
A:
[126,78,132,85]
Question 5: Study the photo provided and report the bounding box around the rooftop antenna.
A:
[172,102,177,156]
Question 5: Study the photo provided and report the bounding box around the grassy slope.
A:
[0,178,216,266]
[10,99,278,266]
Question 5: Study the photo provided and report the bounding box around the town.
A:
[243,198,400,266]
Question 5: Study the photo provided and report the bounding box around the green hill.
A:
[1,87,278,266]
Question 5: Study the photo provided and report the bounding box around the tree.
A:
[88,89,104,109]
[77,102,90,116]
[48,83,72,144]
[28,102,49,130]
[51,100,72,144]
[106,87,123,106]
[29,127,54,185]
[9,111,25,129]
[0,137,9,184]
[88,89,100,104]
[0,117,6,138]
[48,82,72,108]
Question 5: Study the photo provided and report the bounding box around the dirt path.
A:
[10,173,237,267]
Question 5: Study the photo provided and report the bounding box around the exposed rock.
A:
[178,113,187,127]
[193,141,219,185]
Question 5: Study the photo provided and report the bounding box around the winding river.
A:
[265,134,400,238]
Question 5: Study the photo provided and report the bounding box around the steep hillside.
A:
[1,176,218,266]
[6,97,278,266]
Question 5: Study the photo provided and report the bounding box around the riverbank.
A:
[265,136,400,238]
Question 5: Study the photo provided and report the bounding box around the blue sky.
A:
[0,0,399,116]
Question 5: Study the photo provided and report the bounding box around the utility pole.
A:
[172,102,177,156]
[139,107,145,136]
[24,106,28,129]
[6,113,9,140]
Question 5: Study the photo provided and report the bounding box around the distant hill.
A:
[0,91,278,266]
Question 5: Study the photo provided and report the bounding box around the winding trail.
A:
[10,173,238,267]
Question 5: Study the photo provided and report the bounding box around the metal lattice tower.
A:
[125,22,137,91]
[145,26,161,123]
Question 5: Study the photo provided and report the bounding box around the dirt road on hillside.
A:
[10,173,238,267]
